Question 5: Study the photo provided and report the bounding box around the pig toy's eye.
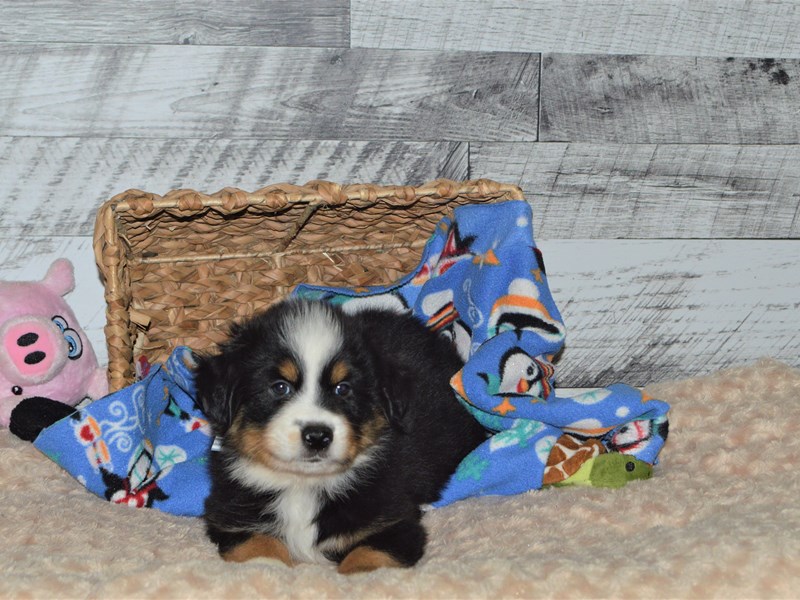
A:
[12,386,22,396]
[63,330,83,359]
[52,316,68,333]
[52,316,83,360]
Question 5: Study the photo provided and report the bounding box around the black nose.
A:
[301,424,333,452]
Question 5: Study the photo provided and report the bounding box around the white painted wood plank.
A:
[0,137,468,237]
[541,239,800,387]
[472,143,800,239]
[0,45,538,140]
[2,237,796,388]
[0,0,350,47]
[352,0,800,58]
[541,55,800,144]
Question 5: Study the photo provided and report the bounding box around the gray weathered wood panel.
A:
[0,44,538,141]
[0,137,467,236]
[0,0,350,47]
[352,0,800,58]
[540,239,800,386]
[3,236,796,385]
[541,55,800,144]
[472,143,800,239]
[0,1,797,387]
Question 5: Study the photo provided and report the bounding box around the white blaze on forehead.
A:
[270,301,350,467]
[281,302,343,379]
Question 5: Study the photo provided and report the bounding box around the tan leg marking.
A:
[222,534,293,566]
[337,546,404,575]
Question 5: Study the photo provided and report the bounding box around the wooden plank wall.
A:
[0,1,797,388]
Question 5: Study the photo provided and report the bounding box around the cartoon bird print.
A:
[439,317,473,362]
[421,288,474,361]
[603,416,669,455]
[479,347,555,400]
[412,222,477,285]
[100,440,186,509]
[164,392,211,435]
[488,278,565,342]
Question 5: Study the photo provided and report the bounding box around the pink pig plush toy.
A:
[0,259,108,427]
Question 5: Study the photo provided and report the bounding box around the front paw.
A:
[337,546,406,575]
[336,515,426,574]
[221,533,293,566]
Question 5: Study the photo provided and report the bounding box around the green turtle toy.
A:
[550,453,653,488]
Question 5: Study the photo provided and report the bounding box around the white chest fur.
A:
[272,484,328,565]
[228,456,357,565]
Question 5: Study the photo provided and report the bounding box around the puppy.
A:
[194,298,486,574]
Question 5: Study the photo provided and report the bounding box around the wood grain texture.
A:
[1,1,797,392]
[0,44,538,140]
[540,239,800,387]
[2,236,796,387]
[352,0,800,58]
[540,55,800,144]
[0,0,349,47]
[0,137,467,237]
[471,143,800,239]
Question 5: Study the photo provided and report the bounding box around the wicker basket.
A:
[93,178,524,392]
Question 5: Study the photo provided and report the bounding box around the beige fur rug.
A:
[2,359,799,599]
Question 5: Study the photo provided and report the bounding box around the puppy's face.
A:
[196,300,389,478]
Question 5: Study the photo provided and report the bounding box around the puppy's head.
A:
[194,299,390,478]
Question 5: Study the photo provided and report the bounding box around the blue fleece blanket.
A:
[295,200,670,505]
[35,347,213,516]
[33,200,669,515]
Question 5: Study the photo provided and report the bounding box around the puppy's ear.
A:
[378,365,412,433]
[193,353,241,434]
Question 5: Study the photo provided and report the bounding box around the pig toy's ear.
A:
[42,259,75,297]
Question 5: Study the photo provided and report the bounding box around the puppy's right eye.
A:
[270,381,293,397]
[334,382,352,398]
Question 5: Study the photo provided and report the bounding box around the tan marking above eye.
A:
[330,360,349,385]
[277,359,300,384]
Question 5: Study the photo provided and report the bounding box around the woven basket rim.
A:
[102,178,523,215]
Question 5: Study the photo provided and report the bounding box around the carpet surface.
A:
[1,358,798,599]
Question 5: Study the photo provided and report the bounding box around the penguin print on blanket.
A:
[488,278,565,342]
[478,347,555,400]
[412,222,477,286]
[420,288,473,362]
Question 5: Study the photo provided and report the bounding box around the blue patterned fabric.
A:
[295,200,670,506]
[34,347,213,516]
[31,200,669,515]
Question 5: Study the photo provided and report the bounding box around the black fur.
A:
[194,298,486,570]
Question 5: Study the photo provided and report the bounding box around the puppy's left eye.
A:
[271,381,293,397]
[334,382,352,397]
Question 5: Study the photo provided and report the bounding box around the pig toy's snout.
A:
[0,317,71,385]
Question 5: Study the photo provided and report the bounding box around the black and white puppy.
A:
[194,298,485,574]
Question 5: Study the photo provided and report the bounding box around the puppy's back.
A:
[349,308,485,503]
